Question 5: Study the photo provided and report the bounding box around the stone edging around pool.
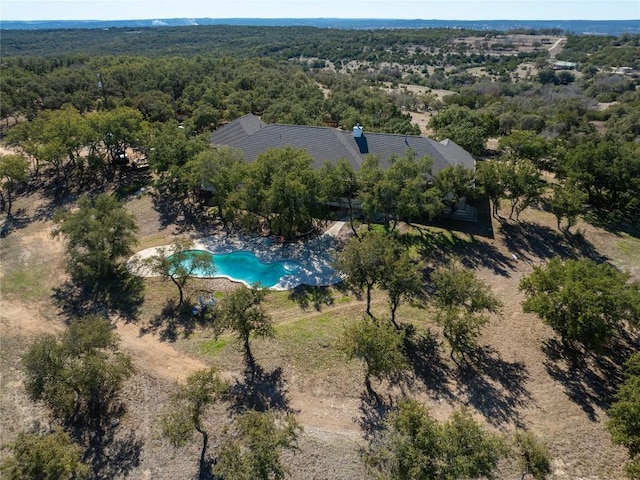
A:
[128,234,344,291]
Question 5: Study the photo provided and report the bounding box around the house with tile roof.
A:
[209,114,477,221]
[209,114,475,174]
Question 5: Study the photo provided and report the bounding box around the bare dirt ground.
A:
[1,189,637,479]
[380,83,454,135]
[410,111,433,136]
[453,34,563,56]
[0,144,19,156]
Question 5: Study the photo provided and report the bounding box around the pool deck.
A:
[128,221,346,290]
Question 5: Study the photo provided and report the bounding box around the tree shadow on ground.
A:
[140,298,210,342]
[53,271,144,323]
[23,167,75,217]
[85,428,143,479]
[403,329,456,403]
[456,346,532,427]
[358,388,396,441]
[289,282,363,312]
[0,208,31,237]
[0,181,78,237]
[111,169,153,201]
[65,402,143,479]
[288,281,363,310]
[150,189,185,230]
[28,164,109,222]
[229,363,295,414]
[405,226,516,277]
[2,160,155,238]
[500,221,606,264]
[151,187,218,235]
[197,459,217,480]
[287,285,335,311]
[541,331,639,422]
[585,207,640,239]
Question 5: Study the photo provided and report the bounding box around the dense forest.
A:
[1,25,514,58]
[1,24,640,480]
[2,27,638,222]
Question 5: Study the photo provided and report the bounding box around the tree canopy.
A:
[213,410,302,480]
[143,237,215,307]
[431,262,502,362]
[340,316,408,396]
[428,106,496,156]
[520,258,640,349]
[213,286,274,370]
[52,193,138,296]
[513,430,552,480]
[366,398,508,480]
[334,230,396,316]
[160,368,229,477]
[0,428,90,480]
[359,152,436,231]
[228,147,323,239]
[549,180,587,234]
[22,316,134,426]
[0,154,29,216]
[608,353,640,479]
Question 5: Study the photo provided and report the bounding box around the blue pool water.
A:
[168,250,301,288]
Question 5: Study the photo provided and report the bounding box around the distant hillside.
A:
[2,18,639,36]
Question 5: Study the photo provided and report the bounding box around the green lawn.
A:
[1,265,51,301]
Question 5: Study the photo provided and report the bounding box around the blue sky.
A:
[2,0,639,21]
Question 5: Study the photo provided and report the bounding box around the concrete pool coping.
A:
[128,222,346,290]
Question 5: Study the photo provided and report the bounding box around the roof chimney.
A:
[353,123,363,138]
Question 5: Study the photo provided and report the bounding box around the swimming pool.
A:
[168,250,301,288]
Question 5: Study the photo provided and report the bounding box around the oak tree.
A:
[334,230,393,316]
[549,180,587,234]
[608,353,640,479]
[340,316,408,396]
[143,237,215,306]
[186,146,246,220]
[213,286,273,370]
[160,368,229,477]
[0,428,90,480]
[52,193,138,297]
[0,153,29,217]
[22,316,134,426]
[432,164,476,215]
[213,410,302,480]
[431,262,502,363]
[320,158,360,237]
[520,258,640,349]
[366,398,508,480]
[513,430,552,480]
[476,159,510,218]
[380,250,424,328]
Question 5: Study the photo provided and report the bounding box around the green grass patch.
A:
[336,295,354,304]
[265,291,298,309]
[615,235,640,266]
[138,277,179,322]
[200,337,229,356]
[136,235,173,250]
[1,265,50,301]
[275,315,334,341]
[274,311,348,370]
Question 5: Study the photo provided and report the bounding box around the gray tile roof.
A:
[209,114,475,174]
[209,113,267,146]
